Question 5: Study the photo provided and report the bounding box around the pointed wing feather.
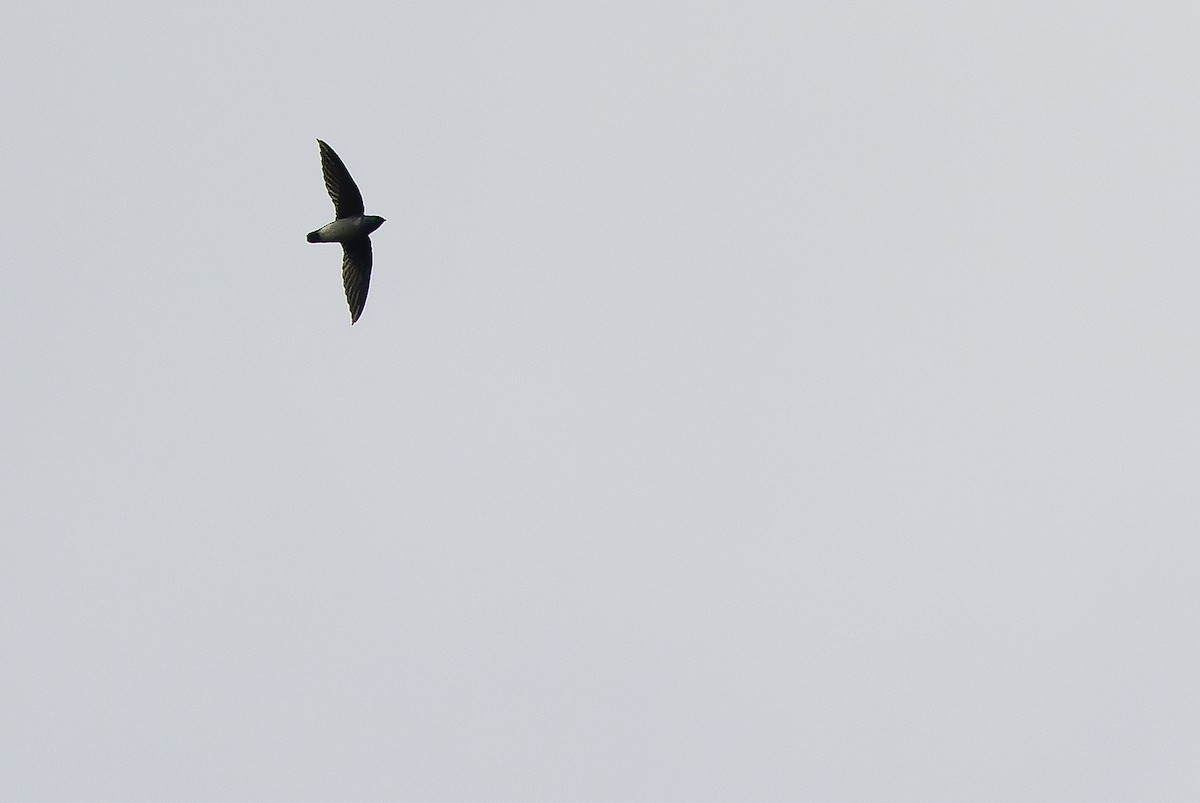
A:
[341,237,373,324]
[318,139,365,219]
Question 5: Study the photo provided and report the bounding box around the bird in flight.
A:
[306,140,386,324]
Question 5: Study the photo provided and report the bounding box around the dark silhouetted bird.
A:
[306,140,385,324]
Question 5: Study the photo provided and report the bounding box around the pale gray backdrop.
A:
[2,2,1198,800]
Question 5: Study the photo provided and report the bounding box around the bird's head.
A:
[364,215,386,234]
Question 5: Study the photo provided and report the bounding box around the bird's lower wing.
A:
[341,237,373,324]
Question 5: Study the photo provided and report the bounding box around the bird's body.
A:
[306,214,385,244]
[307,140,385,324]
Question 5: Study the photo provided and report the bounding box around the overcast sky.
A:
[2,2,1198,800]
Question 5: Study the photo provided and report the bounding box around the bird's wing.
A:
[341,237,373,324]
[318,139,365,219]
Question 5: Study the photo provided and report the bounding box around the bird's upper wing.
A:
[341,237,373,324]
[318,139,365,219]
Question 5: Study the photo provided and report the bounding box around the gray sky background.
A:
[2,2,1198,800]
